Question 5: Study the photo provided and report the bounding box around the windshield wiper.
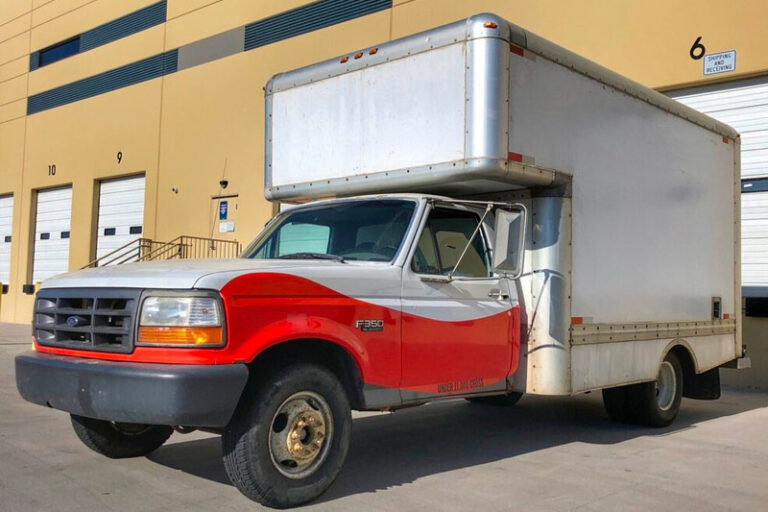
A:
[277,252,345,262]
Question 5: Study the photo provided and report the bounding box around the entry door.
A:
[96,176,145,260]
[0,195,13,287]
[400,206,515,401]
[33,187,72,282]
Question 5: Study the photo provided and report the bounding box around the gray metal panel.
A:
[177,26,244,71]
[27,50,178,114]
[79,1,167,52]
[244,0,391,51]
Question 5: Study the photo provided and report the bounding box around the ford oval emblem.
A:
[66,316,80,327]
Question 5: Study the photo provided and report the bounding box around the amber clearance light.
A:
[138,326,223,346]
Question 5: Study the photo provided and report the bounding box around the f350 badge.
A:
[354,319,384,332]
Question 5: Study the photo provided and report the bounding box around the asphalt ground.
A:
[1,322,767,512]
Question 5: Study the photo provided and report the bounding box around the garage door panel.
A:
[33,187,72,283]
[0,195,13,285]
[96,176,145,260]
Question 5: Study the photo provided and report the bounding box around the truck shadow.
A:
[147,389,768,503]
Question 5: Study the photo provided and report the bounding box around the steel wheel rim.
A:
[655,361,676,411]
[268,391,334,479]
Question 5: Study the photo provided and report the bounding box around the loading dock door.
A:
[33,187,72,283]
[96,176,145,260]
[0,195,13,287]
[669,77,768,291]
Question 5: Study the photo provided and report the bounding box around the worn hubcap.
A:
[655,361,676,411]
[269,391,333,479]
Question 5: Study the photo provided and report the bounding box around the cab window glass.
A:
[412,208,491,277]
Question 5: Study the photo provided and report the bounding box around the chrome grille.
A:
[34,288,141,353]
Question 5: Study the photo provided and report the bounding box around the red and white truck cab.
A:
[16,14,748,508]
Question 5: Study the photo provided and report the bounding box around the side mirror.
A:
[493,205,526,278]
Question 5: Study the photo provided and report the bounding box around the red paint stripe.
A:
[508,152,523,163]
[510,44,524,57]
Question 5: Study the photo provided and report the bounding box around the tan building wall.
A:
[1,0,768,327]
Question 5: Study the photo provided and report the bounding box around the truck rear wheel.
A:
[602,351,683,427]
[70,414,172,458]
[222,363,351,508]
[466,391,523,406]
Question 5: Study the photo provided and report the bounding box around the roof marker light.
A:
[340,56,349,63]
[354,52,363,59]
[369,48,378,55]
[484,21,498,29]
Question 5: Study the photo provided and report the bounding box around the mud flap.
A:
[683,366,721,400]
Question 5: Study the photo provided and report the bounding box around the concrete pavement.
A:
[2,322,767,511]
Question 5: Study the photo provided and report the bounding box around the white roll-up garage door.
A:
[669,76,768,292]
[0,195,13,287]
[33,187,72,283]
[96,175,145,260]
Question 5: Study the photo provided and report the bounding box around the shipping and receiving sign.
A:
[703,50,736,76]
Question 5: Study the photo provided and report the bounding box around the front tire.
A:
[222,364,351,508]
[70,414,172,458]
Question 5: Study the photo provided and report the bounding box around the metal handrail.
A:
[81,238,152,269]
[82,235,242,268]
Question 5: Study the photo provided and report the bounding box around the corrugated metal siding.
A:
[742,191,768,287]
[0,195,13,286]
[33,187,72,283]
[670,76,768,290]
[27,50,178,114]
[80,1,167,52]
[244,0,391,50]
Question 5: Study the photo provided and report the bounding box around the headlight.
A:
[138,296,224,347]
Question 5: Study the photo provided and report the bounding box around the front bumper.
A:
[15,352,249,428]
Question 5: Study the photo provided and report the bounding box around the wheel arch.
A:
[662,339,699,397]
[244,338,366,410]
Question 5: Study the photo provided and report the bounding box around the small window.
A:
[40,232,50,240]
[60,231,70,239]
[129,226,143,235]
[38,37,80,68]
[412,208,491,278]
[3,236,10,243]
[104,228,116,236]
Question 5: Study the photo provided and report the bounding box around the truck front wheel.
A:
[222,363,351,508]
[70,414,172,458]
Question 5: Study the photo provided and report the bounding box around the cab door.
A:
[400,205,518,401]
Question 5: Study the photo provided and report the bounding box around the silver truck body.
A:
[263,13,742,396]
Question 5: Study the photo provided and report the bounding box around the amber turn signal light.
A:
[138,326,223,346]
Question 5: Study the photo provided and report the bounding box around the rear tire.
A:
[466,391,523,407]
[70,414,172,458]
[602,351,683,428]
[222,363,351,508]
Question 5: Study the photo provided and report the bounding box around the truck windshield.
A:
[244,199,416,262]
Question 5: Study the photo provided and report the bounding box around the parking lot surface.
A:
[2,322,767,512]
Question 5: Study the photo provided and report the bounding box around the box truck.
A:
[16,13,748,508]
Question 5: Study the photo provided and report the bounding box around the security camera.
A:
[219,179,229,189]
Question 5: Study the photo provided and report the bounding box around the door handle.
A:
[488,289,510,300]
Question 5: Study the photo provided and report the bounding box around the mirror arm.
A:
[448,203,492,279]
